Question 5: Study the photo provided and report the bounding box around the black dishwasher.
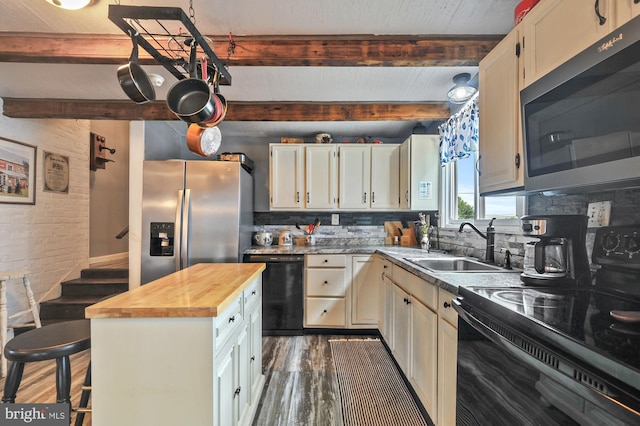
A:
[243,254,304,336]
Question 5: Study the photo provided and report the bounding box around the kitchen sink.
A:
[403,257,507,272]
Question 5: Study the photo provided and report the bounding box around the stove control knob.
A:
[603,234,620,252]
[625,236,640,254]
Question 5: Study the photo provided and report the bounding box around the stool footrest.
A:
[7,322,36,329]
[81,385,91,391]
[74,407,92,413]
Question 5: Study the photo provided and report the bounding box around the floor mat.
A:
[329,338,428,426]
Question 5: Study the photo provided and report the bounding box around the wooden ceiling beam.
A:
[0,33,502,66]
[1,98,450,121]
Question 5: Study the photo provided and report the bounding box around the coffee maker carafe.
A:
[520,215,590,286]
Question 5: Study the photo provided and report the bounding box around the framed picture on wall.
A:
[43,151,69,194]
[0,136,37,205]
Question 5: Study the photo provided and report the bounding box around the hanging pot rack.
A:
[108,4,232,86]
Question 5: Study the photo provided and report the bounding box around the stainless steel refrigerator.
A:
[141,160,253,284]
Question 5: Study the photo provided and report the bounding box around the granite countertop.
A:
[245,244,523,295]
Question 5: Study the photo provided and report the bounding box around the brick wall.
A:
[0,104,90,323]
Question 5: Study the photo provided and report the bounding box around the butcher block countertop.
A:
[85,263,266,319]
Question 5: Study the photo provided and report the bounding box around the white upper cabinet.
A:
[338,144,400,210]
[305,145,337,210]
[478,28,524,195]
[338,145,371,210]
[399,135,439,210]
[270,144,336,210]
[370,145,400,209]
[269,144,304,210]
[615,0,640,27]
[523,0,616,87]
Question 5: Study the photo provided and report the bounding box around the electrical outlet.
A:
[587,201,611,228]
[331,214,339,225]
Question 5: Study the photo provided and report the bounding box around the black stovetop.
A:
[460,283,640,375]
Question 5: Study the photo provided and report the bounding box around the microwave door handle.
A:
[174,190,184,272]
[181,189,191,270]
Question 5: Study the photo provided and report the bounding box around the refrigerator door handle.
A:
[174,189,184,271]
[181,188,192,269]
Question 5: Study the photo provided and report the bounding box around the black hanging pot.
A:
[166,42,217,124]
[117,31,156,104]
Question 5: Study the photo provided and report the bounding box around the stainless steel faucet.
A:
[458,218,496,263]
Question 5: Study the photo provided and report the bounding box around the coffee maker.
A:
[520,215,591,286]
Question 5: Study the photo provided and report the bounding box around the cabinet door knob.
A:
[323,309,328,314]
[443,301,451,309]
[251,356,256,362]
[307,192,310,203]
[229,316,235,323]
[234,387,241,396]
[324,259,328,263]
[323,280,328,285]
[251,290,256,295]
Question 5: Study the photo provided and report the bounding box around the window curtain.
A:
[438,92,479,165]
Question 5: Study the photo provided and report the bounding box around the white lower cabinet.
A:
[437,289,459,426]
[216,344,235,426]
[378,258,393,343]
[411,297,438,420]
[305,254,347,328]
[351,255,379,326]
[214,281,264,426]
[249,306,263,398]
[384,265,459,426]
[391,283,411,372]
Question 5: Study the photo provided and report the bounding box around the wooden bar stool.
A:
[0,270,42,378]
[1,320,90,409]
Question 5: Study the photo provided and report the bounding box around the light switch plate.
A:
[331,214,339,225]
[587,201,611,228]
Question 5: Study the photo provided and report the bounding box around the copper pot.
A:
[186,124,222,157]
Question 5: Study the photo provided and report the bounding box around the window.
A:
[440,150,525,228]
[438,93,525,229]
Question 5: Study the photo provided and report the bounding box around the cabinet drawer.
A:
[305,298,346,327]
[216,296,243,350]
[392,265,437,310]
[243,276,262,312]
[306,254,346,268]
[438,289,458,326]
[306,269,346,297]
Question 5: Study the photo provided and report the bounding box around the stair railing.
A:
[115,226,129,239]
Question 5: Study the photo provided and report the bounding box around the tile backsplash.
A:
[252,187,640,268]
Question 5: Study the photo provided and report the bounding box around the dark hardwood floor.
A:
[0,334,370,426]
[0,350,91,425]
[253,334,349,426]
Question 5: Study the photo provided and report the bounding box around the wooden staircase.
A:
[39,268,128,324]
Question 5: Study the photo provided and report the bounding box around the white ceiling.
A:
[0,0,519,139]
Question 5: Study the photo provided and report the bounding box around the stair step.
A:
[81,268,128,279]
[61,277,128,297]
[39,296,104,321]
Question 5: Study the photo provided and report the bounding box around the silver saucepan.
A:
[166,42,217,124]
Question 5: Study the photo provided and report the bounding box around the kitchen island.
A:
[85,263,266,426]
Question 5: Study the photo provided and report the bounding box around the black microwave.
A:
[521,15,640,194]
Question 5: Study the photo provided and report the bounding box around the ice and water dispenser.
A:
[150,222,175,256]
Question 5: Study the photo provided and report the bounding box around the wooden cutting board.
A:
[384,221,404,238]
[384,221,418,246]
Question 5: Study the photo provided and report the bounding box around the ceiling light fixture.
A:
[46,0,94,10]
[447,73,477,104]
